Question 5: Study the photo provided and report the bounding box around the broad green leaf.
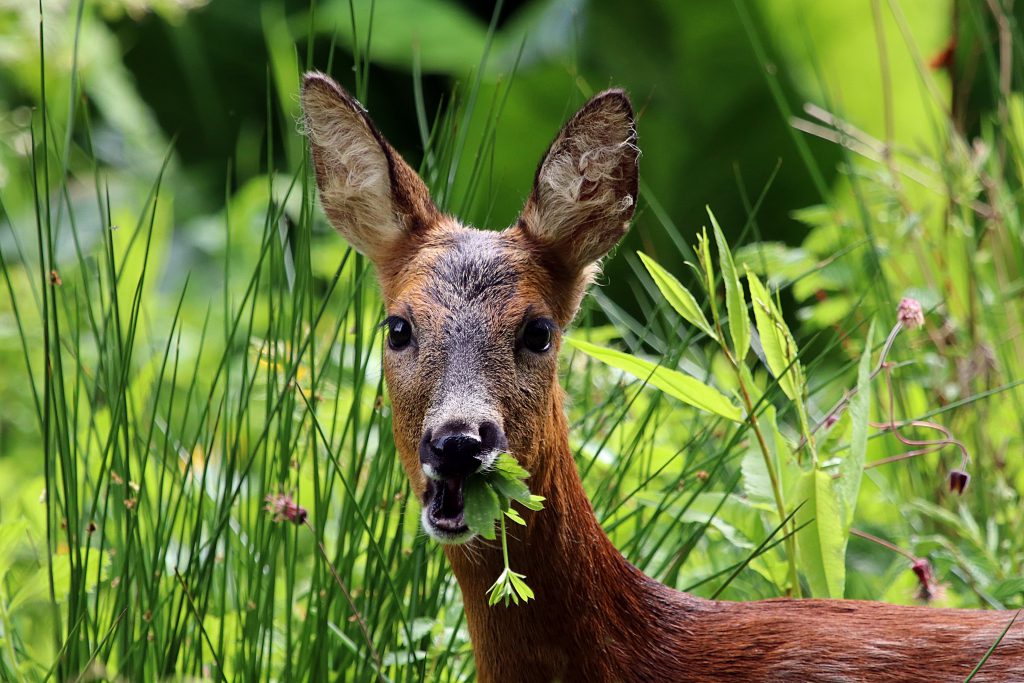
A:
[0,518,28,580]
[637,252,717,341]
[710,210,750,360]
[566,337,743,422]
[746,267,804,401]
[794,469,846,599]
[463,478,501,540]
[762,405,802,501]
[838,320,874,529]
[490,475,531,506]
[741,447,777,508]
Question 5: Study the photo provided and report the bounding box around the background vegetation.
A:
[1,0,1022,680]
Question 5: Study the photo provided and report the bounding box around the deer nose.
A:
[419,420,504,479]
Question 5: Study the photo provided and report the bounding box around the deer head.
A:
[301,72,638,544]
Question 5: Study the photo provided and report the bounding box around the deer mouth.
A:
[422,477,471,543]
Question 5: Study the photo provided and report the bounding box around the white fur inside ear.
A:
[524,93,639,270]
[537,132,636,233]
[302,84,404,256]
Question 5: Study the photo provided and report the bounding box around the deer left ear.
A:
[518,89,639,275]
[301,72,439,266]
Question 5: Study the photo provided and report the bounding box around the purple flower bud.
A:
[897,298,925,330]
[948,469,970,495]
[911,558,938,602]
[911,558,932,584]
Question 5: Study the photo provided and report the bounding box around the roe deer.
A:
[300,72,1024,682]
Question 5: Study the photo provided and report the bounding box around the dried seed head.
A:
[948,469,970,495]
[897,297,925,330]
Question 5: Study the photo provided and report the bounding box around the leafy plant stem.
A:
[499,514,510,575]
[734,368,801,598]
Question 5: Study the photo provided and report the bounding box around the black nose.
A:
[419,420,504,479]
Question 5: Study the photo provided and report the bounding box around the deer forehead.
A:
[384,225,554,326]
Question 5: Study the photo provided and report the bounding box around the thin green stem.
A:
[716,317,794,598]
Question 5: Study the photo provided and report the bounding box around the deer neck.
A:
[443,395,696,682]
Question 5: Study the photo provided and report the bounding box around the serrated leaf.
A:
[463,477,500,540]
[795,469,846,599]
[746,267,804,401]
[710,210,750,359]
[490,475,531,505]
[638,252,717,341]
[566,337,743,422]
[839,320,874,529]
[492,453,530,481]
[522,495,545,511]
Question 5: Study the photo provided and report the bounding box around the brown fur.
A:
[301,72,1024,682]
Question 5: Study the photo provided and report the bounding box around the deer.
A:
[300,71,1024,682]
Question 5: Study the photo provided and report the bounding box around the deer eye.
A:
[521,319,554,353]
[386,316,413,350]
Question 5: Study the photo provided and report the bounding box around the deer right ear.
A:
[301,72,439,264]
[518,89,639,277]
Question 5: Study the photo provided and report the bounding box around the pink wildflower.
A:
[897,298,924,330]
[264,492,308,525]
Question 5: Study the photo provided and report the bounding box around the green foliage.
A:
[0,0,1022,680]
[746,267,804,404]
[462,454,545,606]
[566,337,743,422]
[711,211,750,361]
[794,469,845,599]
[638,251,718,342]
[463,477,502,541]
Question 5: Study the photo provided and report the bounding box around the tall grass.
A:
[1,1,1022,681]
[0,3,725,681]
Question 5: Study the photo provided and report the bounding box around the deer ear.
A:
[519,89,638,274]
[301,72,439,264]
